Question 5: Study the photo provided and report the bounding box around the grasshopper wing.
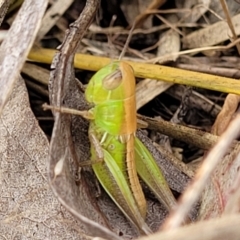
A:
[135,137,176,211]
[92,148,152,235]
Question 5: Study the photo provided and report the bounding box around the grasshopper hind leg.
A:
[88,132,152,234]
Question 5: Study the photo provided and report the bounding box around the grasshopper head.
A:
[85,61,135,104]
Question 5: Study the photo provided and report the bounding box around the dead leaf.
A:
[182,14,240,49]
[176,0,210,23]
[0,77,90,239]
[37,0,74,40]
[211,94,240,135]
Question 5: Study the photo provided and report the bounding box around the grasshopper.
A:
[82,60,176,234]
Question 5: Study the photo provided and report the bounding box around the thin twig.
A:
[137,114,220,150]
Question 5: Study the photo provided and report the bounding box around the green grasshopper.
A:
[83,60,177,234]
[44,60,178,234]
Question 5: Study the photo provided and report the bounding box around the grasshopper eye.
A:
[102,69,122,90]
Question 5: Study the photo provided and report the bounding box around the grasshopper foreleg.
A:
[79,131,104,167]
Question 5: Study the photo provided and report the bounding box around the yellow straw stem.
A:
[28,48,240,95]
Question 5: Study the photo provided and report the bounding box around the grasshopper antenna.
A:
[118,21,136,60]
